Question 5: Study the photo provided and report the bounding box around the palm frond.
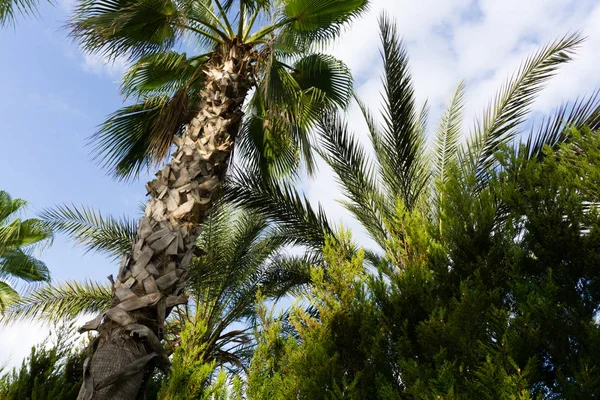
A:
[0,248,50,283]
[224,169,332,250]
[221,0,269,12]
[292,53,353,108]
[90,95,190,180]
[260,251,321,298]
[148,88,190,163]
[40,204,136,260]
[280,0,370,48]
[377,13,429,209]
[236,110,300,180]
[0,192,51,307]
[70,0,182,60]
[192,208,272,290]
[180,0,233,44]
[0,191,26,223]
[523,90,600,159]
[0,191,51,250]
[258,56,303,110]
[433,81,465,185]
[318,111,389,245]
[0,280,112,325]
[354,94,383,158]
[465,32,584,183]
[121,51,207,99]
[0,281,19,311]
[0,0,43,26]
[244,51,353,179]
[0,218,52,250]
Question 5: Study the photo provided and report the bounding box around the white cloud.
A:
[0,316,91,372]
[59,0,77,12]
[81,52,129,79]
[0,322,51,370]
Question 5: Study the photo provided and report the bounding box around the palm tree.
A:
[66,1,368,397]
[0,191,51,310]
[160,206,313,397]
[311,14,600,255]
[2,203,313,395]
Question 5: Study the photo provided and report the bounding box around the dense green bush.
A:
[0,325,85,400]
[247,128,600,399]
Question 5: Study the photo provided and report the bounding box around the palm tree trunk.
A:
[77,45,255,400]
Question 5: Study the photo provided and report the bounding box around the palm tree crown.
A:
[318,14,600,253]
[0,190,51,310]
[76,0,367,180]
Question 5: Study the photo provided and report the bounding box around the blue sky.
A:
[0,3,148,284]
[1,0,600,368]
[0,2,151,365]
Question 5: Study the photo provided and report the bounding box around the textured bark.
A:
[77,45,255,400]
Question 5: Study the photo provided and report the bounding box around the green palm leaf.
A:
[244,52,353,178]
[90,94,191,180]
[318,112,388,245]
[433,81,465,185]
[0,281,19,310]
[225,169,332,250]
[121,51,208,99]
[39,204,136,260]
[0,0,45,26]
[377,13,429,209]
[280,0,369,48]
[236,110,300,180]
[71,0,183,60]
[465,33,584,184]
[292,53,353,107]
[0,248,50,283]
[0,280,112,324]
[0,191,52,311]
[523,90,600,160]
[260,252,319,298]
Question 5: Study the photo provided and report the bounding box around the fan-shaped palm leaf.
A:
[0,0,47,26]
[71,0,184,60]
[0,191,51,310]
[275,0,370,49]
[121,51,208,99]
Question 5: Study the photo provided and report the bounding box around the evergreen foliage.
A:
[3,10,600,400]
[0,325,85,400]
[247,128,600,399]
